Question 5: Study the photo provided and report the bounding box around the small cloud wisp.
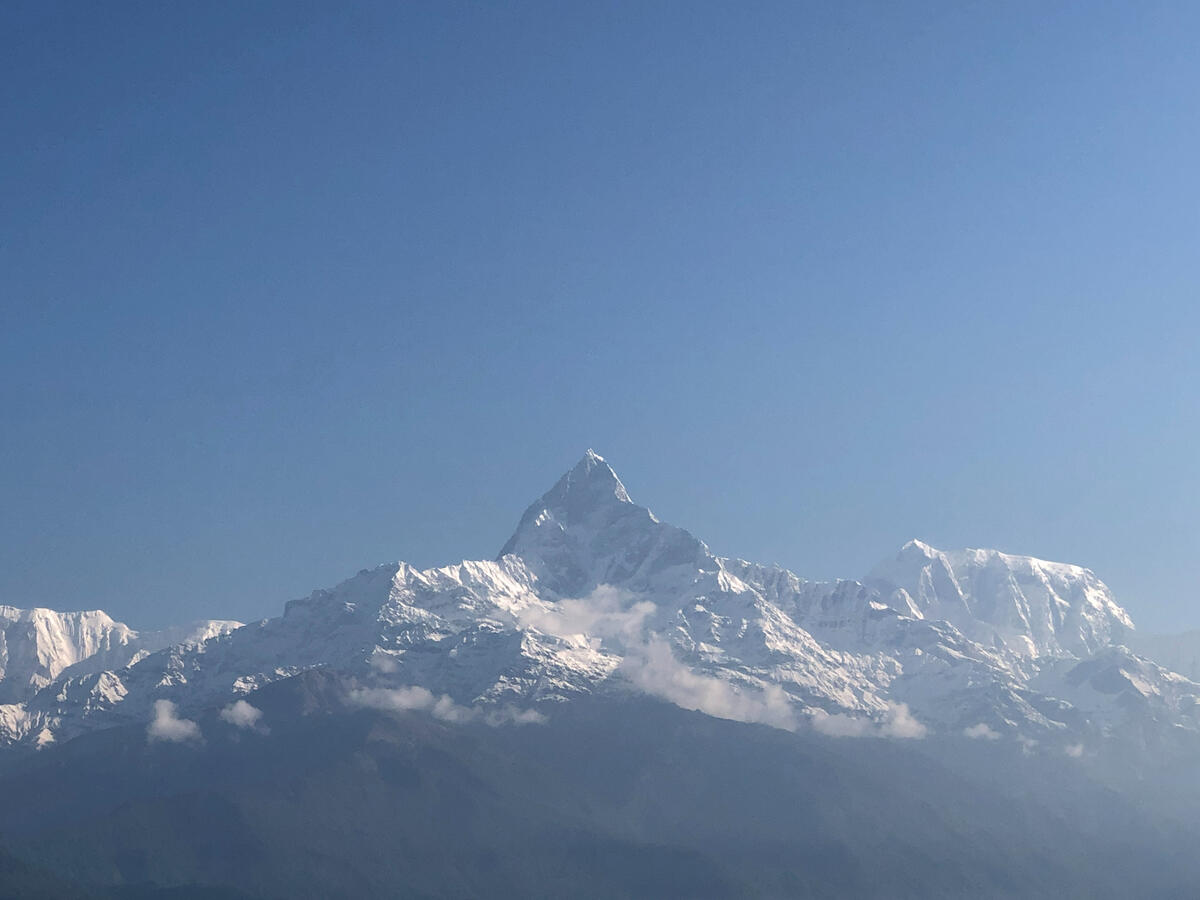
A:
[147,699,201,743]
[811,702,928,740]
[350,685,546,727]
[220,699,265,730]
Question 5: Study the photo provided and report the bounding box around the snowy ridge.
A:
[0,451,1195,760]
[0,607,137,704]
[867,540,1134,658]
[0,608,241,712]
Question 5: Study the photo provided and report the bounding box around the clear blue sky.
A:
[3,1,1198,631]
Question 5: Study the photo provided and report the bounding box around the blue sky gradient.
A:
[3,1,1198,630]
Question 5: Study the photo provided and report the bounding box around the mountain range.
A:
[2,451,1199,897]
[2,450,1195,759]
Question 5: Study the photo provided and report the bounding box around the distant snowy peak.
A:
[0,607,242,705]
[0,607,136,703]
[500,459,1133,661]
[868,539,1133,658]
[498,450,714,597]
[501,450,631,543]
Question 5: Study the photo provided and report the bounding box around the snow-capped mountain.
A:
[866,539,1134,658]
[0,451,1195,761]
[0,607,137,705]
[0,606,241,705]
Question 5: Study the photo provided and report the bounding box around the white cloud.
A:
[349,686,546,727]
[358,684,436,713]
[1064,742,1085,758]
[354,584,928,741]
[811,702,927,740]
[811,709,874,738]
[963,722,1002,740]
[516,586,655,647]
[147,699,201,743]
[369,652,400,674]
[881,703,928,739]
[530,588,929,740]
[526,586,797,733]
[488,706,548,726]
[618,638,798,732]
[220,699,264,730]
[429,692,477,724]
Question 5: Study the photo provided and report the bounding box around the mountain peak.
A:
[533,450,632,523]
[568,449,630,501]
[497,452,710,596]
[869,540,1133,657]
[898,539,938,557]
[498,451,633,561]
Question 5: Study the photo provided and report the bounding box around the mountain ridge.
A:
[0,452,1192,765]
